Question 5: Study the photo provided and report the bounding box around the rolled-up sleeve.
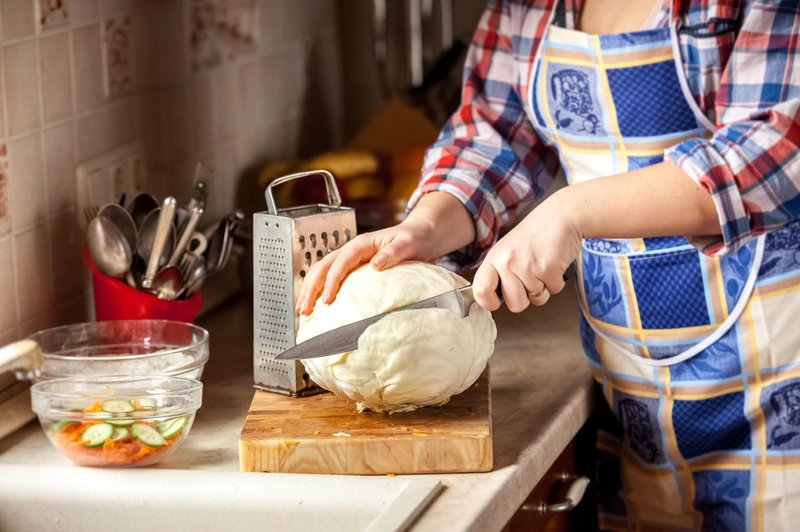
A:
[406,0,557,270]
[665,2,800,256]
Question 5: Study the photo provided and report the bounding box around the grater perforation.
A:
[253,170,356,395]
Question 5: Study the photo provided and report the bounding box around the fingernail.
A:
[322,290,331,304]
[372,253,387,269]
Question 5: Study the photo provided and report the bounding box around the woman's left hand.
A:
[473,188,583,312]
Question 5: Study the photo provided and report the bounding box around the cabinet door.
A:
[505,440,578,531]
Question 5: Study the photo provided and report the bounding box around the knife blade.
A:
[274,285,477,361]
[275,260,578,361]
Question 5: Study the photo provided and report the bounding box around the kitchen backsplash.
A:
[0,0,344,345]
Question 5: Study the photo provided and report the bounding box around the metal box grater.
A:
[253,170,356,395]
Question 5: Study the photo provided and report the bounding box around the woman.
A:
[299,0,800,529]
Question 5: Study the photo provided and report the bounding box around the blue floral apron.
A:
[530,19,800,532]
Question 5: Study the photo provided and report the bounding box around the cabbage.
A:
[297,261,496,413]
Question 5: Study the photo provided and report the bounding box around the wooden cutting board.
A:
[239,370,491,475]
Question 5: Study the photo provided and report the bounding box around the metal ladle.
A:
[128,192,159,229]
[203,220,226,278]
[98,203,137,254]
[218,210,244,273]
[199,210,242,287]
[86,215,132,278]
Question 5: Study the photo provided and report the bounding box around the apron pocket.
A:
[581,236,765,366]
[581,241,715,342]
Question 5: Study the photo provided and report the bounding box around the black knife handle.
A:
[563,259,578,281]
[494,260,578,298]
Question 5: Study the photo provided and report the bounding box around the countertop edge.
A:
[472,377,595,531]
[413,374,595,532]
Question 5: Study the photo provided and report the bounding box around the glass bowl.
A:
[27,320,209,380]
[31,376,202,467]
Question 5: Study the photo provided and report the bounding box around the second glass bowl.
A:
[31,376,203,467]
[27,320,209,380]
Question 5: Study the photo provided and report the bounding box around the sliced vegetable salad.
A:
[50,398,190,467]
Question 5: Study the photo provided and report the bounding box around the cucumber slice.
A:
[157,417,187,439]
[101,400,134,414]
[131,423,165,447]
[107,419,135,427]
[51,420,78,433]
[80,423,114,447]
[111,427,129,441]
[133,398,157,410]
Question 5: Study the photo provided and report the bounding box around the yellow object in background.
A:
[387,145,427,202]
[300,150,379,180]
[387,172,420,204]
[346,175,385,201]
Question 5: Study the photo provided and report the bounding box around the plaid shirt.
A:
[408,0,800,269]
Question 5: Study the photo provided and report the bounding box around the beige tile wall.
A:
[0,0,344,343]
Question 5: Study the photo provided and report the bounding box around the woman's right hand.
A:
[295,191,476,315]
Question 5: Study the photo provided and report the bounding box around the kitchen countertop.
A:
[0,283,594,531]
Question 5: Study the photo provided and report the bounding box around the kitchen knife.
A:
[274,260,578,361]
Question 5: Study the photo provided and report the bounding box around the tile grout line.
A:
[0,16,10,313]
[34,30,56,319]
[68,18,79,215]
[0,3,6,140]
[68,11,84,321]
[0,17,105,50]
[0,3,7,249]
[0,0,20,335]
[7,92,144,147]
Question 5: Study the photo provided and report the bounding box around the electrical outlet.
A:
[108,159,129,201]
[76,143,145,227]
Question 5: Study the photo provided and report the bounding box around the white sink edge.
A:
[0,464,443,532]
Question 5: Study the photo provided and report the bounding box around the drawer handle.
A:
[522,473,590,514]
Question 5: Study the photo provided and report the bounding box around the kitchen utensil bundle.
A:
[84,163,242,301]
[252,170,356,396]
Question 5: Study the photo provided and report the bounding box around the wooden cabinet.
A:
[503,422,596,532]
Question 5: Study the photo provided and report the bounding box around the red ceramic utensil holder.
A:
[83,246,202,323]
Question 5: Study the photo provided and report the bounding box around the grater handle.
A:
[265,170,343,214]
